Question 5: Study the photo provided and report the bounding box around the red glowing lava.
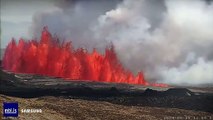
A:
[2,27,167,87]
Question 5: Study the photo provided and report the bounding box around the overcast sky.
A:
[1,0,57,48]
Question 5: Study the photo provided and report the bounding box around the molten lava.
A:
[2,27,167,87]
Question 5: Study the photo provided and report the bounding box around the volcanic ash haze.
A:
[28,0,213,86]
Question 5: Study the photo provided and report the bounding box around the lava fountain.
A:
[2,27,167,87]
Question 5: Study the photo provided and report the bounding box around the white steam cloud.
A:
[30,0,213,86]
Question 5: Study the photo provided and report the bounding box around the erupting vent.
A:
[2,27,167,87]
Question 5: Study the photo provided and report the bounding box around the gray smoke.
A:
[30,0,213,86]
[30,0,120,51]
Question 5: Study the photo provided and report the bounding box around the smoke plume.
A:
[30,0,213,86]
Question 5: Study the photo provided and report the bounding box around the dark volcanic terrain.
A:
[0,69,213,119]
